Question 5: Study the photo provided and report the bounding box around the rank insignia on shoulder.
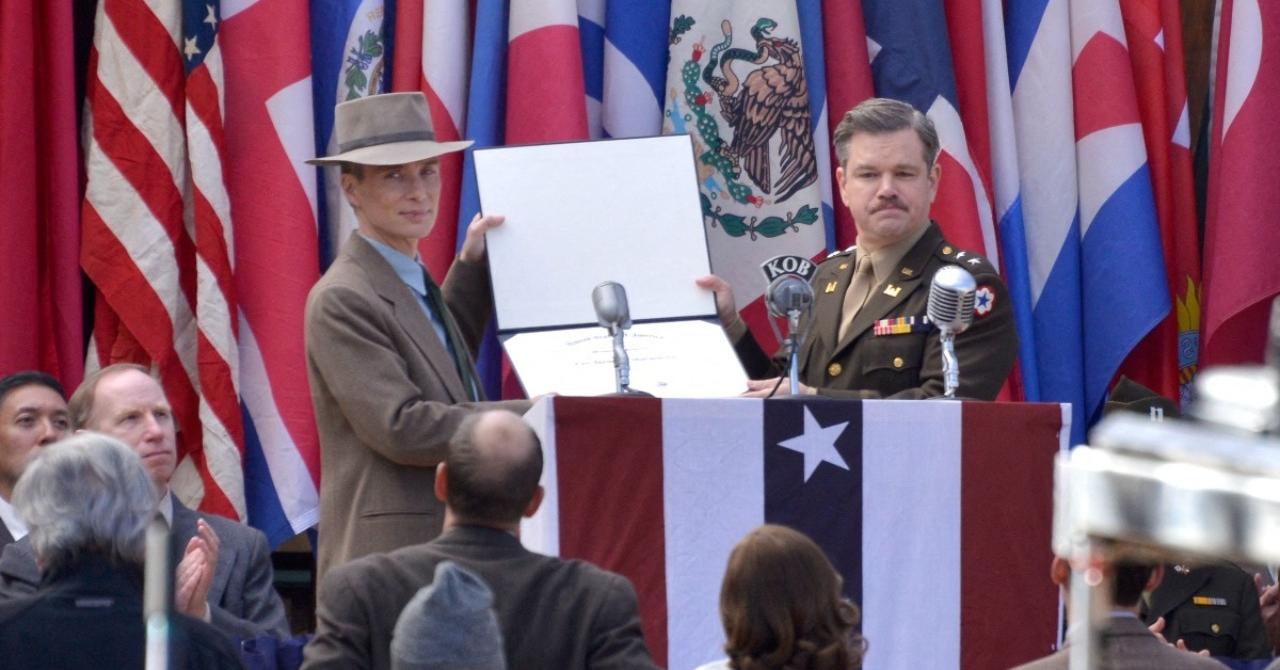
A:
[1192,596,1228,607]
[974,285,996,317]
[873,316,932,336]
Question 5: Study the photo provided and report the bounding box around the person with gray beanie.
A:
[391,560,505,670]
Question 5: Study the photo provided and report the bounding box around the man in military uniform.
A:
[698,98,1017,399]
[1104,376,1272,661]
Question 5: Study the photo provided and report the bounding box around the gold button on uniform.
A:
[828,363,843,377]
[1211,623,1221,634]
[893,356,905,369]
[942,246,953,255]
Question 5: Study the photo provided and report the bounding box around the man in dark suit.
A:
[302,409,659,670]
[0,363,289,640]
[1013,557,1224,670]
[698,98,1016,399]
[0,432,239,669]
[0,371,69,550]
[304,92,529,582]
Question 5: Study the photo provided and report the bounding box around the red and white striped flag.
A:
[81,0,243,518]
[524,397,1068,670]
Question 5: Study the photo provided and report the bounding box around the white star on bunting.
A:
[778,407,851,482]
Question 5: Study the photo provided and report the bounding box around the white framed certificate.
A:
[475,135,747,397]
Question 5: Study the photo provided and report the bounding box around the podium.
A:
[521,396,1069,670]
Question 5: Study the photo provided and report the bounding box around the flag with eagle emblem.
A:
[664,1,827,355]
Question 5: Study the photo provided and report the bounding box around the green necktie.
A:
[421,268,482,401]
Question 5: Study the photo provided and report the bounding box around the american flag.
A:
[81,0,244,519]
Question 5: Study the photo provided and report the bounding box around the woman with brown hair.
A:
[697,524,866,670]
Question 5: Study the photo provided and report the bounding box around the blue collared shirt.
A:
[360,233,450,348]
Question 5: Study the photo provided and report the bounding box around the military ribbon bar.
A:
[873,315,933,336]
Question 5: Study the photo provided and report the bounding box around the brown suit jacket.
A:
[735,222,1017,399]
[301,525,659,670]
[305,234,529,581]
[1011,615,1228,670]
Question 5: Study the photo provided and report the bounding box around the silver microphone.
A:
[926,265,977,334]
[592,281,632,333]
[765,275,814,395]
[765,275,815,319]
[927,265,977,398]
[592,281,633,393]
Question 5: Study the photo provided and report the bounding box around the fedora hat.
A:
[308,92,473,166]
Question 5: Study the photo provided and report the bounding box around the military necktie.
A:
[838,255,875,342]
[421,268,482,401]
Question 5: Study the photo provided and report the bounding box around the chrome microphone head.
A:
[766,275,814,318]
[592,281,632,330]
[927,265,977,333]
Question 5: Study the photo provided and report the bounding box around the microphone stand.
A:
[940,328,960,399]
[610,323,632,394]
[144,517,171,670]
[786,309,804,395]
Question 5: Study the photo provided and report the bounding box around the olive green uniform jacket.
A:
[734,222,1017,400]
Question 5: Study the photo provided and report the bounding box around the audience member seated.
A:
[302,409,659,670]
[0,433,241,668]
[1012,555,1223,669]
[0,371,70,550]
[697,524,866,670]
[0,363,289,639]
[1104,376,1271,660]
[391,560,505,670]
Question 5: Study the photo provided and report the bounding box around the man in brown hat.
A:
[305,92,530,581]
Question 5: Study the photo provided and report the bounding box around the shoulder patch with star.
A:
[974,285,997,317]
